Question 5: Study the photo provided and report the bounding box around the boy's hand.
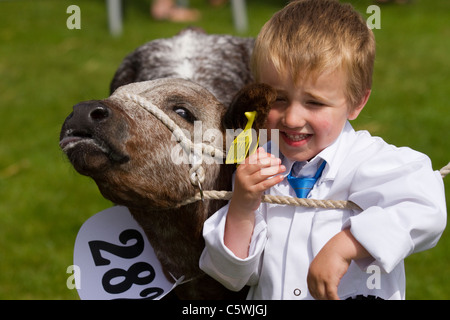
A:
[307,230,371,300]
[232,147,286,212]
[307,246,350,300]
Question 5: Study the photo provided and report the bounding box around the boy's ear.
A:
[348,89,371,120]
[223,83,278,131]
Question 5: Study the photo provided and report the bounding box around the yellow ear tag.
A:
[225,111,259,164]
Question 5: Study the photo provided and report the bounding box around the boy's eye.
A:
[271,96,288,108]
[274,96,288,104]
[307,100,325,107]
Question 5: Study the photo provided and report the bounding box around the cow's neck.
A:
[127,164,234,280]
[128,202,209,280]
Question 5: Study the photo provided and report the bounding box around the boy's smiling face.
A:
[260,62,368,162]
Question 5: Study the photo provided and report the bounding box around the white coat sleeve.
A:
[199,203,267,292]
[346,146,447,273]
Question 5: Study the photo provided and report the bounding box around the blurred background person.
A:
[151,0,228,22]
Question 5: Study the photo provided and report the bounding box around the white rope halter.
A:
[118,93,449,211]
[118,93,224,191]
[440,162,450,179]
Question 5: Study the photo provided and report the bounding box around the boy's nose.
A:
[282,103,308,129]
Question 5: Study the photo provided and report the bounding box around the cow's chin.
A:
[60,137,129,177]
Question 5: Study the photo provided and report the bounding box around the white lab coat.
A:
[200,122,447,299]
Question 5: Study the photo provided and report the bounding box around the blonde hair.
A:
[252,0,375,109]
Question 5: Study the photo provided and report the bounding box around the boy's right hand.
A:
[231,147,286,213]
[225,147,286,258]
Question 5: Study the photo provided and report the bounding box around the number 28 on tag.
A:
[73,206,175,300]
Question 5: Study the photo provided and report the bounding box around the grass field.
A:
[0,0,449,299]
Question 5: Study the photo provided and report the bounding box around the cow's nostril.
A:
[89,106,110,122]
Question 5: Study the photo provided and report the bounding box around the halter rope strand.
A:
[440,162,450,179]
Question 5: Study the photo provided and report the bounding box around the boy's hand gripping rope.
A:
[121,93,450,211]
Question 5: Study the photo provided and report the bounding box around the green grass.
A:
[0,0,449,299]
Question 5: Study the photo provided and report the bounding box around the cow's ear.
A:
[223,83,277,131]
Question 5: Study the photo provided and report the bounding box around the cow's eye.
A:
[174,106,196,123]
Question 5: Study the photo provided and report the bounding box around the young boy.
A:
[199,0,446,299]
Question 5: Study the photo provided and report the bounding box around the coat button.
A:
[293,288,301,296]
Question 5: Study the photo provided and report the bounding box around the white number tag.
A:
[73,206,176,300]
